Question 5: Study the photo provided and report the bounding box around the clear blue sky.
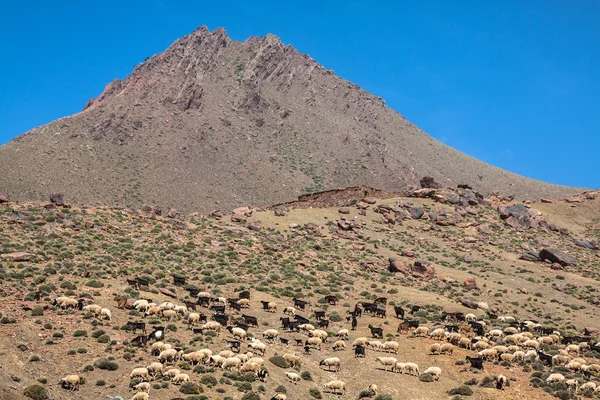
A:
[1,1,598,188]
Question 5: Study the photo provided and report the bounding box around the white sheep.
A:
[319,357,341,371]
[352,337,368,347]
[223,357,242,371]
[147,362,164,377]
[299,323,316,333]
[133,300,150,312]
[158,349,179,363]
[405,362,420,376]
[285,371,301,384]
[413,326,429,337]
[187,312,201,325]
[241,361,261,373]
[229,327,247,341]
[132,382,151,393]
[248,341,266,355]
[458,338,472,349]
[513,351,525,361]
[566,344,580,354]
[60,298,80,309]
[219,350,235,359]
[368,340,383,350]
[333,340,346,351]
[523,339,540,350]
[566,361,582,372]
[424,366,441,380]
[375,356,398,371]
[130,367,150,381]
[238,299,250,308]
[271,394,287,400]
[209,355,226,368]
[367,384,378,395]
[500,353,515,363]
[323,380,346,394]
[283,306,296,316]
[283,353,301,367]
[465,313,476,322]
[486,329,504,340]
[581,382,597,392]
[82,304,102,314]
[164,368,180,379]
[429,328,446,340]
[430,343,441,355]
[171,373,190,384]
[478,348,498,361]
[383,341,399,354]
[182,351,207,365]
[162,309,177,321]
[131,393,149,400]
[59,375,81,391]
[393,362,407,374]
[440,343,454,355]
[337,329,349,340]
[263,329,280,342]
[305,337,322,350]
[546,373,565,384]
[566,379,579,392]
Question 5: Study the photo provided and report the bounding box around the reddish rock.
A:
[584,327,600,337]
[231,213,247,223]
[338,208,351,214]
[420,176,441,189]
[550,263,563,270]
[141,204,162,216]
[85,220,94,229]
[233,206,253,217]
[0,193,7,203]
[1,252,36,262]
[352,243,366,251]
[463,277,479,291]
[158,287,177,298]
[361,197,378,204]
[388,258,407,273]
[49,193,65,206]
[411,260,436,279]
[401,250,415,258]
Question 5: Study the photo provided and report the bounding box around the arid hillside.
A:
[0,186,599,400]
[0,26,581,213]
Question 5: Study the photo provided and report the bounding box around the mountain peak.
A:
[0,27,580,212]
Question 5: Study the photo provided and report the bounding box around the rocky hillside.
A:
[0,26,580,213]
[0,187,599,400]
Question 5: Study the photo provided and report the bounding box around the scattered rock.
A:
[463,277,479,290]
[420,176,441,189]
[166,208,180,219]
[1,252,36,262]
[0,193,7,203]
[361,197,378,204]
[550,263,563,271]
[541,198,553,203]
[388,258,407,273]
[401,250,415,258]
[584,327,600,337]
[457,297,481,309]
[230,213,247,223]
[209,210,224,220]
[338,208,350,214]
[141,204,162,217]
[49,193,65,206]
[539,248,576,266]
[158,287,177,298]
[408,207,424,219]
[411,260,436,279]
[233,206,253,217]
[573,240,598,250]
[520,252,540,262]
[274,206,290,216]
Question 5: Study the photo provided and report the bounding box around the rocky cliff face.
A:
[0,26,579,212]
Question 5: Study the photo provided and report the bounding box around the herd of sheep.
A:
[48,283,600,399]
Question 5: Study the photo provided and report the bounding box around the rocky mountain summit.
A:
[0,26,580,212]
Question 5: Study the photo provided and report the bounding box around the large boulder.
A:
[497,203,539,230]
[141,204,162,216]
[0,193,8,203]
[408,207,424,219]
[520,252,540,262]
[539,248,576,266]
[388,258,407,273]
[573,240,598,250]
[166,208,180,219]
[420,176,441,189]
[411,260,436,279]
[49,193,65,206]
[463,277,479,291]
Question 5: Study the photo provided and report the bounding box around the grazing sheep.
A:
[513,351,525,361]
[333,340,346,351]
[523,339,540,350]
[478,348,498,361]
[59,375,81,391]
[236,353,249,363]
[299,324,316,333]
[546,373,566,384]
[383,341,399,354]
[352,337,369,347]
[164,368,180,379]
[159,302,175,311]
[504,327,518,334]
[473,341,491,351]
[572,357,587,365]
[171,373,190,384]
[162,309,177,321]
[440,343,454,355]
[237,299,250,308]
[283,353,301,367]
[566,361,582,372]
[150,341,169,356]
[319,357,341,371]
[222,357,242,371]
[367,384,378,395]
[465,313,476,322]
[493,346,509,355]
[187,312,202,325]
[82,304,102,314]
[404,362,420,376]
[581,382,597,392]
[248,341,266,355]
[458,338,472,350]
[263,329,280,342]
[587,363,600,372]
[393,362,407,374]
[496,374,508,390]
[131,393,149,400]
[424,366,442,380]
[182,351,207,365]
[430,343,441,355]
[132,382,151,393]
[429,328,446,341]
[271,394,287,400]
[323,380,346,395]
[283,306,296,316]
[504,334,522,345]
[487,329,504,340]
[448,332,462,345]
[219,350,236,359]
[285,371,301,384]
[337,329,349,340]
[376,357,398,372]
[413,326,429,337]
[248,356,265,365]
[241,361,261,373]
[209,355,227,368]
[130,367,150,381]
[147,362,164,377]
[305,337,323,350]
[265,301,277,312]
[158,349,179,363]
[566,379,579,392]
[59,298,81,309]
[367,340,383,350]
[566,344,580,354]
[133,300,150,312]
[500,353,515,363]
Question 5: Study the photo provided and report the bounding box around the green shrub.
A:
[448,385,473,396]
[67,350,76,355]
[374,396,393,400]
[91,329,105,338]
[275,385,287,393]
[419,373,434,382]
[237,382,252,392]
[31,307,44,316]
[96,334,110,343]
[94,358,118,371]
[85,280,104,288]
[23,385,49,400]
[309,387,322,399]
[52,332,63,339]
[95,380,106,386]
[269,355,289,368]
[73,330,87,337]
[241,393,260,400]
[60,281,77,290]
[301,371,312,381]
[180,382,203,395]
[329,311,342,322]
[28,355,41,362]
[200,374,217,387]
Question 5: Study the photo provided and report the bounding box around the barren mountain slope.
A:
[0,26,580,213]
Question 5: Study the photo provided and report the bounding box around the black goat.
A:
[314,311,326,321]
[210,304,226,314]
[317,319,330,329]
[239,290,251,300]
[279,337,289,345]
[124,321,146,334]
[324,295,337,305]
[368,324,383,339]
[130,335,148,347]
[410,305,421,315]
[374,308,386,318]
[222,339,241,352]
[197,296,211,307]
[258,369,268,382]
[466,356,484,370]
[394,306,405,319]
[293,298,308,310]
[354,344,366,357]
[351,316,358,331]
[213,313,229,326]
[241,314,258,327]
[536,350,553,366]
